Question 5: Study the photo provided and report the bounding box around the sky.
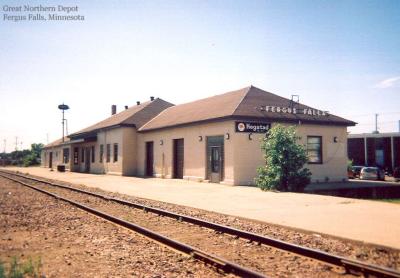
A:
[0,0,399,152]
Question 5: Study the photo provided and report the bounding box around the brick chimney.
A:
[136,101,140,105]
[124,105,128,110]
[111,105,117,115]
[150,96,154,101]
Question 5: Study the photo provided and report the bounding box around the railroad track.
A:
[1,169,400,278]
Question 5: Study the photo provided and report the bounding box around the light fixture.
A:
[225,133,230,140]
[333,136,338,143]
[248,133,253,140]
[160,139,163,145]
[198,136,203,142]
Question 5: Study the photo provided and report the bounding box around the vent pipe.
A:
[111,105,117,115]
[150,96,155,101]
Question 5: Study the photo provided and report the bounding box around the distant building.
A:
[42,86,355,185]
[348,132,400,172]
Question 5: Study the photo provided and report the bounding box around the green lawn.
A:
[378,199,400,204]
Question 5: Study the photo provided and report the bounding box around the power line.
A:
[354,121,399,126]
[348,112,400,118]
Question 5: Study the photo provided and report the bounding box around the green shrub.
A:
[0,261,5,278]
[0,257,42,278]
[255,124,311,192]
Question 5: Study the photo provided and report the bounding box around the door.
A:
[173,139,184,179]
[207,136,224,183]
[49,152,53,168]
[85,147,91,173]
[146,141,154,176]
[210,146,222,183]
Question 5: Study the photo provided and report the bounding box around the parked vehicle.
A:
[360,167,385,181]
[394,167,400,182]
[347,168,354,179]
[351,166,364,179]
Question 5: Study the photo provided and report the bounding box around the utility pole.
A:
[15,137,18,151]
[3,139,6,153]
[58,104,70,142]
[64,119,69,136]
[375,113,378,133]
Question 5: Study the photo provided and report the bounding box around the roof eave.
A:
[139,115,355,133]
[69,124,136,139]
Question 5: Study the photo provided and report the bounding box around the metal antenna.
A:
[290,95,300,109]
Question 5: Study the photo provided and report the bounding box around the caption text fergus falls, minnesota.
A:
[2,4,85,22]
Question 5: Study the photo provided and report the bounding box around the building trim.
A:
[139,115,353,133]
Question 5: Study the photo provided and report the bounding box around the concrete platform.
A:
[3,166,400,249]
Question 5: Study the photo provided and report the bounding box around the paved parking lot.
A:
[3,166,400,249]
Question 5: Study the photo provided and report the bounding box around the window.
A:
[91,146,95,163]
[211,147,220,173]
[73,147,79,165]
[307,136,322,164]
[106,144,111,162]
[63,148,69,164]
[99,144,104,163]
[81,148,85,163]
[113,143,118,162]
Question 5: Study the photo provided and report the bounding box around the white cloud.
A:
[375,76,400,89]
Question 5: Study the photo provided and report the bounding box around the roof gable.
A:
[233,86,355,125]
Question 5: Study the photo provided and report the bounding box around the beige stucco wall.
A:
[137,120,235,184]
[41,145,72,170]
[138,121,348,185]
[42,127,138,176]
[42,121,348,185]
[69,127,137,176]
[297,123,348,183]
[232,122,348,185]
[122,128,138,176]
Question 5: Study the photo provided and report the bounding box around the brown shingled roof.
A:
[43,137,70,149]
[70,98,174,138]
[139,86,355,131]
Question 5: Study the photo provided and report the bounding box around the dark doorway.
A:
[85,147,91,173]
[207,136,224,183]
[49,152,53,168]
[173,139,184,179]
[145,141,154,176]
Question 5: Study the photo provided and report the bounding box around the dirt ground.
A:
[1,174,399,277]
[0,177,226,277]
[5,166,400,250]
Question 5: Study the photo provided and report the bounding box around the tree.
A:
[23,143,44,167]
[31,143,44,158]
[255,124,311,192]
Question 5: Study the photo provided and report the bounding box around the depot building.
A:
[42,86,355,185]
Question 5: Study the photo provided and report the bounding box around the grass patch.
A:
[0,256,42,278]
[377,199,400,204]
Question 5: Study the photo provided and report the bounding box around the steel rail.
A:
[0,172,266,278]
[2,170,400,278]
